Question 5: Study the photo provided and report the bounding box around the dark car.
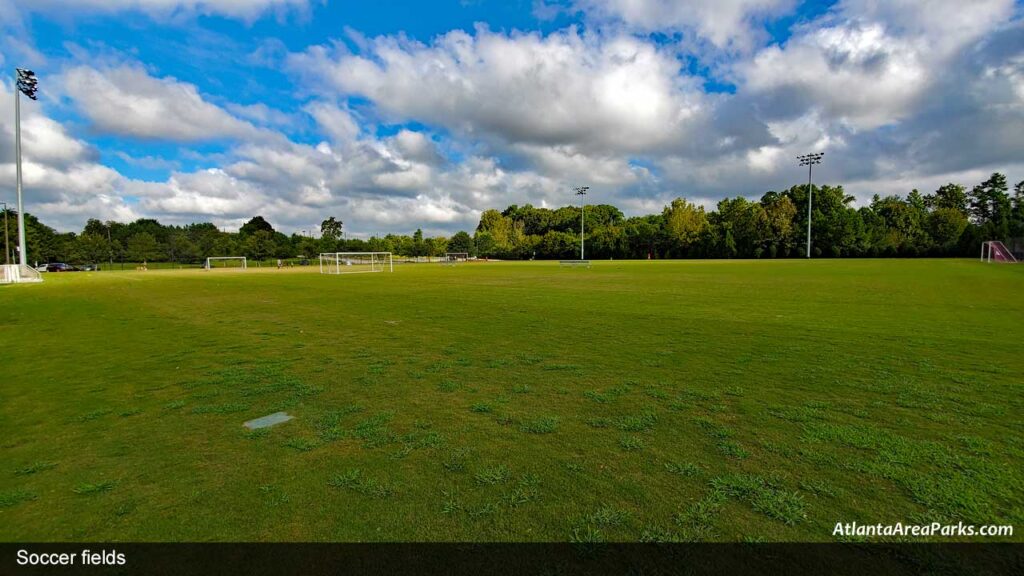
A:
[46,263,79,272]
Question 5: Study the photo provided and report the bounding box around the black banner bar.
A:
[3,543,1022,576]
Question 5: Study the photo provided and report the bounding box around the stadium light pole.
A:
[14,68,38,268]
[1,201,9,266]
[574,186,589,260]
[797,152,823,259]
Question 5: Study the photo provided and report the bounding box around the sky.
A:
[0,0,1022,236]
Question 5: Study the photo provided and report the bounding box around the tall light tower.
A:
[15,68,39,268]
[1,201,9,266]
[797,152,823,259]
[574,186,589,260]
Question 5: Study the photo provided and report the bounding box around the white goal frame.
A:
[319,252,393,274]
[980,241,1018,263]
[443,252,470,265]
[205,256,247,270]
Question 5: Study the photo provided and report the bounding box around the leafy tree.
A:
[166,232,199,263]
[969,173,1011,230]
[127,232,162,263]
[244,230,276,262]
[410,228,427,257]
[474,231,497,257]
[662,198,709,256]
[925,183,968,213]
[321,217,343,241]
[76,233,110,265]
[928,208,968,249]
[240,216,275,236]
[448,231,475,255]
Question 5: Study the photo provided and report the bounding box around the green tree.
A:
[240,216,275,236]
[244,230,276,262]
[928,208,969,249]
[321,217,343,241]
[448,231,475,255]
[474,231,496,257]
[76,232,109,266]
[127,232,162,263]
[925,183,968,212]
[662,198,709,256]
[411,229,427,257]
[166,232,199,263]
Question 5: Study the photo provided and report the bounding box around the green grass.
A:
[1,259,1022,541]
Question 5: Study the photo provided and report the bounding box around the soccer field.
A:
[1,259,1021,542]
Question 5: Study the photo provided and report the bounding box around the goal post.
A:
[443,252,469,265]
[319,252,393,274]
[980,241,1018,263]
[205,256,247,270]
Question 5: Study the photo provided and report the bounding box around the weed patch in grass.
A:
[474,465,512,485]
[192,403,250,415]
[716,441,750,459]
[13,462,57,477]
[73,481,117,495]
[711,474,807,525]
[0,490,37,508]
[519,416,559,434]
[328,469,396,499]
[663,461,701,477]
[620,435,644,451]
[284,438,320,452]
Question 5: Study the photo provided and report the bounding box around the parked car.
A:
[35,264,48,273]
[46,263,79,272]
[80,264,99,271]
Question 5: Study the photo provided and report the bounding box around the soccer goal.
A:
[442,252,469,265]
[205,256,247,270]
[980,241,1018,263]
[319,252,393,274]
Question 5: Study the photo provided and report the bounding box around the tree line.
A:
[3,172,1022,265]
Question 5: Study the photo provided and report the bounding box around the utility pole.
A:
[574,186,589,260]
[15,68,38,268]
[797,153,824,258]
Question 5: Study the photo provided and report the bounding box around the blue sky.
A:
[1,0,1022,234]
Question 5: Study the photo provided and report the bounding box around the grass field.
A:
[1,259,1022,542]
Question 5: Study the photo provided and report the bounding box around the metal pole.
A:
[2,202,9,266]
[806,162,813,259]
[15,84,27,267]
[574,186,588,260]
[580,198,585,260]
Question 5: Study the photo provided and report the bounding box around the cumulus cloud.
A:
[736,0,1015,130]
[574,0,794,50]
[61,64,267,142]
[290,27,708,155]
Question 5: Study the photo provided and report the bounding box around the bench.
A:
[559,260,591,268]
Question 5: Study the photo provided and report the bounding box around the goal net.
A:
[320,252,393,274]
[980,241,1018,263]
[205,256,247,270]
[443,252,469,265]
[0,264,43,284]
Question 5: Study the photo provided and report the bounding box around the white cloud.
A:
[574,0,794,50]
[736,0,1015,130]
[291,27,708,155]
[61,64,267,141]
